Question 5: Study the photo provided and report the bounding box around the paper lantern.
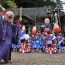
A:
[44,18,50,23]
[44,28,50,33]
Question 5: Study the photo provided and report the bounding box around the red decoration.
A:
[18,19,21,25]
[46,34,50,38]
[54,28,61,33]
[32,30,37,35]
[2,10,6,16]
[44,28,50,33]
[53,23,61,33]
[32,26,37,35]
[41,32,44,35]
[19,42,31,53]
[1,8,6,16]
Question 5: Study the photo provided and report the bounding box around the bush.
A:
[1,0,17,9]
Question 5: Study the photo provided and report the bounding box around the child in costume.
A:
[35,34,42,52]
[45,32,53,54]
[30,26,37,52]
[44,18,50,28]
[24,40,31,53]
[51,33,58,53]
[43,18,51,53]
[19,26,26,53]
[53,23,61,53]
[30,35,36,52]
[24,34,31,53]
[41,32,46,52]
[57,35,65,53]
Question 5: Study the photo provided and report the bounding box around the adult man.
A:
[0,10,14,63]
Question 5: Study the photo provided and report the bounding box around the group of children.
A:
[11,29,65,54]
[12,18,65,54]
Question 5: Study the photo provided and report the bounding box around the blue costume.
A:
[12,23,20,44]
[35,39,41,49]
[16,30,25,49]
[57,38,65,49]
[20,30,25,42]
[30,35,42,49]
[12,23,20,50]
[0,15,12,62]
[41,35,46,50]
[46,34,53,46]
[44,23,50,28]
[30,36,36,48]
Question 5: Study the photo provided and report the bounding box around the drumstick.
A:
[19,7,22,21]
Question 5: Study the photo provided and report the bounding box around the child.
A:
[46,33,53,54]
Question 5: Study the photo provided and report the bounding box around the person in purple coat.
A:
[0,11,14,63]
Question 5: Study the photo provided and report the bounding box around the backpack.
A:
[0,15,6,42]
[12,23,20,44]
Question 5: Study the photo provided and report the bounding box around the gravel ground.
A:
[1,52,65,65]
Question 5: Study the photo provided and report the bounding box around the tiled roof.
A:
[0,7,52,20]
[7,7,51,20]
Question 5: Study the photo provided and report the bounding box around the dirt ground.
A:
[1,52,65,65]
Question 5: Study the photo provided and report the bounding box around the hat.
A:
[44,18,50,23]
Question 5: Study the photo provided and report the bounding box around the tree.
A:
[14,0,56,8]
[1,0,17,9]
[0,0,56,8]
[6,0,17,9]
